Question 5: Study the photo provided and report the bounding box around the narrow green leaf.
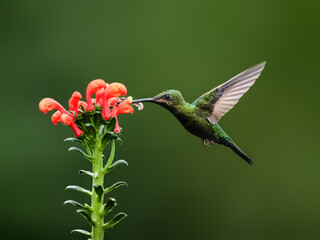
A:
[101,133,112,149]
[107,160,128,171]
[84,123,94,128]
[82,139,94,157]
[79,170,97,178]
[77,108,85,114]
[64,200,91,211]
[105,181,128,194]
[64,137,82,143]
[94,185,104,201]
[107,118,117,131]
[103,140,115,171]
[68,147,91,161]
[104,212,127,229]
[116,137,123,145]
[66,185,91,196]
[71,229,91,236]
[93,113,103,129]
[98,124,105,135]
[103,198,117,214]
[83,123,97,139]
[77,209,95,226]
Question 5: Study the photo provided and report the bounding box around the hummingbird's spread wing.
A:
[193,62,266,123]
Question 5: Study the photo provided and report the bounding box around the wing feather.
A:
[194,62,266,123]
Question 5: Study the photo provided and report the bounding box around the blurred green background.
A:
[1,0,320,239]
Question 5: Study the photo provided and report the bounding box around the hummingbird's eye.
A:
[163,94,171,100]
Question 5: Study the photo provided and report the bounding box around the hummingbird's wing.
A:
[193,62,266,124]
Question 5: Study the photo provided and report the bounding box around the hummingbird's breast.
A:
[175,110,216,140]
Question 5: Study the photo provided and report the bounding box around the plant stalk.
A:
[91,137,109,240]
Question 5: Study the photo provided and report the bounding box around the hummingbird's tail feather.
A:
[220,138,253,165]
[227,141,253,165]
[213,124,253,165]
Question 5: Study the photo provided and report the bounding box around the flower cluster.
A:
[39,80,134,137]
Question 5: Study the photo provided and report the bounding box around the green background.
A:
[1,0,320,239]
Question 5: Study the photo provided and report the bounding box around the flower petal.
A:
[69,91,82,116]
[105,82,127,99]
[51,111,62,125]
[39,98,70,115]
[86,79,107,111]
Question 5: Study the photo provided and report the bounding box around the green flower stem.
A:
[91,138,115,240]
[66,116,127,239]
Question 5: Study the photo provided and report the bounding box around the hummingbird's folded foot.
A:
[202,139,213,148]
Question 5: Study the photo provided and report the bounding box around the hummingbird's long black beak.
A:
[132,98,156,103]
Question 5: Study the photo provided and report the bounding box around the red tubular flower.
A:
[105,83,127,99]
[68,91,82,117]
[95,88,105,107]
[39,98,83,137]
[51,111,62,125]
[69,122,83,137]
[39,98,71,116]
[78,101,87,111]
[39,81,132,137]
[111,97,134,133]
[102,83,127,120]
[86,79,107,111]
[108,97,119,106]
[60,114,83,137]
[60,114,74,125]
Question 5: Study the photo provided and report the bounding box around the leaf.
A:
[104,140,115,170]
[71,229,91,236]
[84,123,94,128]
[94,185,104,201]
[93,113,103,129]
[116,137,123,145]
[68,147,92,161]
[107,118,117,131]
[77,108,85,114]
[107,160,128,172]
[101,133,113,148]
[84,123,96,138]
[104,212,127,229]
[66,185,92,196]
[64,200,91,211]
[103,198,117,214]
[64,137,82,143]
[82,139,94,156]
[79,170,97,178]
[98,124,105,135]
[77,209,95,226]
[105,181,128,194]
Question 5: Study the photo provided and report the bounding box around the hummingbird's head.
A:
[132,89,184,112]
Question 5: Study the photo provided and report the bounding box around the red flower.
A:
[39,97,83,137]
[103,83,127,120]
[95,88,105,107]
[61,114,83,137]
[39,80,134,137]
[39,98,70,115]
[78,101,87,111]
[111,97,134,133]
[60,113,74,125]
[108,97,119,106]
[51,111,62,125]
[68,91,82,117]
[86,79,107,111]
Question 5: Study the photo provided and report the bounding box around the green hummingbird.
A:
[133,62,266,165]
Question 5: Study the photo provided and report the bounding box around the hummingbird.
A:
[132,62,266,165]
